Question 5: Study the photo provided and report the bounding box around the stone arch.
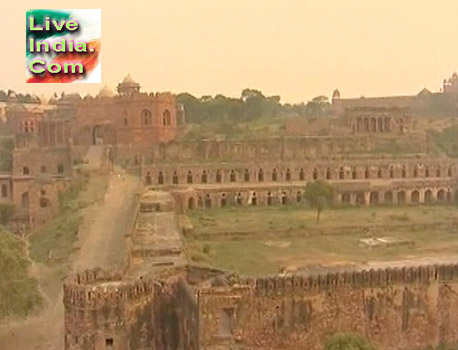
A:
[57,164,64,174]
[187,171,193,184]
[384,191,393,204]
[369,191,379,205]
[299,168,305,181]
[397,191,406,205]
[1,184,7,198]
[296,191,302,203]
[437,189,446,202]
[425,166,430,177]
[236,192,243,205]
[205,194,212,208]
[370,118,377,132]
[244,169,250,182]
[286,168,291,181]
[342,193,350,205]
[162,110,171,126]
[313,168,318,180]
[267,192,273,206]
[158,171,164,185]
[365,167,370,179]
[401,166,407,178]
[40,165,47,173]
[258,169,264,182]
[352,167,357,179]
[40,197,50,208]
[21,192,29,208]
[188,197,196,210]
[230,170,236,182]
[448,167,453,177]
[413,165,419,178]
[141,109,152,125]
[251,192,257,206]
[172,171,179,184]
[356,192,365,205]
[145,172,152,185]
[23,166,30,175]
[338,167,344,180]
[424,189,433,203]
[377,168,383,179]
[411,190,420,204]
[201,170,208,184]
[272,168,278,181]
[216,170,222,183]
[281,192,287,205]
[436,166,442,177]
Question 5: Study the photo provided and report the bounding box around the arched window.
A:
[145,172,152,185]
[377,169,383,179]
[158,171,164,185]
[221,193,227,207]
[163,110,171,126]
[40,198,49,208]
[41,166,47,173]
[244,169,250,182]
[364,167,370,179]
[1,184,7,198]
[23,167,30,175]
[327,168,332,180]
[313,168,318,180]
[216,170,222,183]
[172,171,179,184]
[272,169,278,181]
[258,169,264,182]
[436,166,442,177]
[230,170,236,182]
[401,166,407,178]
[286,168,291,181]
[141,109,152,125]
[299,168,305,181]
[57,164,64,174]
[187,171,193,184]
[201,171,208,184]
[425,166,430,177]
[124,118,128,126]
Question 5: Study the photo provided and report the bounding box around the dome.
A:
[97,85,114,98]
[121,74,137,85]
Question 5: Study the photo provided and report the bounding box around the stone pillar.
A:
[364,192,370,206]
[419,190,425,204]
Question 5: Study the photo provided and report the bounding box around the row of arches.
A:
[20,191,51,209]
[339,188,454,206]
[183,187,456,210]
[145,163,455,186]
[123,109,172,127]
[22,164,65,176]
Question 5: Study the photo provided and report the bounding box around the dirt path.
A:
[0,161,140,350]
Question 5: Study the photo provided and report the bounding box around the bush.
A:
[324,332,376,350]
[0,203,15,225]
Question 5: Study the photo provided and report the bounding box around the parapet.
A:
[242,263,458,295]
[63,268,155,308]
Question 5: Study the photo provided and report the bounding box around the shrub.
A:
[0,203,15,225]
[324,332,376,350]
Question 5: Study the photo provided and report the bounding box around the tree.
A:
[305,95,331,117]
[324,332,376,350]
[0,203,15,225]
[303,180,334,224]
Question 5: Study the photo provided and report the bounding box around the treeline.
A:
[177,89,331,123]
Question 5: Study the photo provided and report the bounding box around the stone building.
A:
[72,76,180,146]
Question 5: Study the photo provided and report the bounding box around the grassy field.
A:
[29,173,107,267]
[187,205,458,276]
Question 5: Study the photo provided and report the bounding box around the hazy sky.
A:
[2,0,458,103]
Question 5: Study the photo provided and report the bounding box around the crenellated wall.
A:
[198,264,458,350]
[63,269,156,350]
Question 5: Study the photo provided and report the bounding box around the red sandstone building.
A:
[73,75,182,146]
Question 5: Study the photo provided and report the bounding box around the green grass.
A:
[0,229,42,319]
[187,205,458,276]
[29,175,89,266]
